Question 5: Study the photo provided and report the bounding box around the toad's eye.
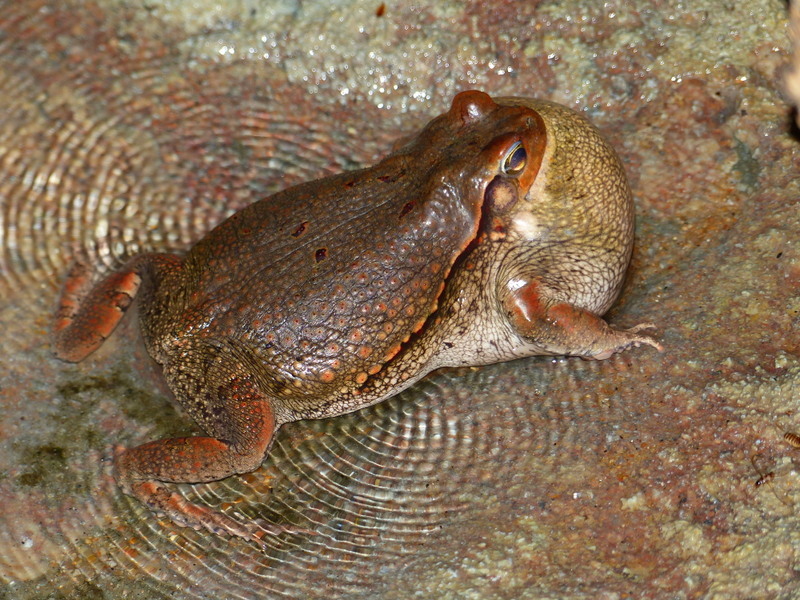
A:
[501,142,527,175]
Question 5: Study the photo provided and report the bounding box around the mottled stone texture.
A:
[0,1,797,599]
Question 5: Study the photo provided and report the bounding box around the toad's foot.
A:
[504,280,663,360]
[586,322,663,360]
[122,479,311,547]
[114,446,313,548]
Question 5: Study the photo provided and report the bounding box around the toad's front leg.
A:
[503,279,662,360]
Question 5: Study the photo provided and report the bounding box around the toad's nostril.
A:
[449,90,497,125]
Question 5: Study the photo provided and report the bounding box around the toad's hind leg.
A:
[52,253,180,362]
[113,352,290,545]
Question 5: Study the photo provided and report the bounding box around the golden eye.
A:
[501,142,527,175]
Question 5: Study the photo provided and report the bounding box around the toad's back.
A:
[142,106,506,401]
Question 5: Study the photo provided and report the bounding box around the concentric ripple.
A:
[0,5,379,302]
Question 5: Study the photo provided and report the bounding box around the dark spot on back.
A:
[315,248,328,262]
[400,201,415,217]
[292,221,308,237]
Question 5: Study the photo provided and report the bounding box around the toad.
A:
[53,90,660,544]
